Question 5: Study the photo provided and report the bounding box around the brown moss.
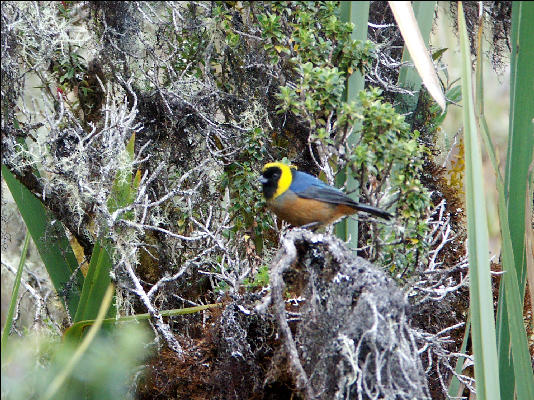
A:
[137,342,216,400]
[137,307,222,400]
[136,298,291,400]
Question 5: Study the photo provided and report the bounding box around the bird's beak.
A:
[258,175,268,184]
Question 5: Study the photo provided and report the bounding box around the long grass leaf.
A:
[1,232,30,351]
[526,168,534,311]
[490,127,534,399]
[473,10,514,395]
[107,133,136,216]
[336,1,370,246]
[73,240,116,323]
[2,165,83,319]
[42,284,114,400]
[396,1,437,114]
[458,3,500,399]
[504,1,534,291]
[499,193,534,399]
[389,1,445,111]
[496,3,534,397]
[475,8,534,398]
[64,303,222,342]
[447,315,470,398]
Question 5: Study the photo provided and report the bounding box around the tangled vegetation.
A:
[2,2,522,399]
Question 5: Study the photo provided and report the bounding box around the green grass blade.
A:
[64,303,222,342]
[342,1,370,100]
[458,3,500,399]
[526,171,534,310]
[396,1,437,114]
[42,284,114,400]
[2,165,84,319]
[107,133,137,216]
[448,315,470,398]
[497,2,534,396]
[336,1,369,246]
[1,232,30,351]
[496,296,514,398]
[389,1,445,111]
[73,240,116,323]
[497,2,534,398]
[504,1,534,290]
[499,192,534,398]
[474,8,534,398]
[474,11,515,395]
[479,78,534,400]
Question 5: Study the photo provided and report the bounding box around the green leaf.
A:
[396,1,438,114]
[43,284,115,400]
[64,303,221,342]
[335,1,370,247]
[391,1,445,112]
[495,2,534,399]
[107,133,138,218]
[458,3,501,399]
[504,0,534,299]
[448,315,470,398]
[73,240,116,324]
[2,165,83,319]
[431,47,448,61]
[1,232,30,351]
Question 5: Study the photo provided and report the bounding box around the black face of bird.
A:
[259,166,282,200]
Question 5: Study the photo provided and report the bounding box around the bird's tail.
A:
[353,203,392,220]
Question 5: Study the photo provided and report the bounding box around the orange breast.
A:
[267,191,357,227]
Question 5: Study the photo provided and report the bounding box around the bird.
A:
[259,162,392,227]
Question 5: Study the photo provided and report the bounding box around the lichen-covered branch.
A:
[266,229,431,399]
